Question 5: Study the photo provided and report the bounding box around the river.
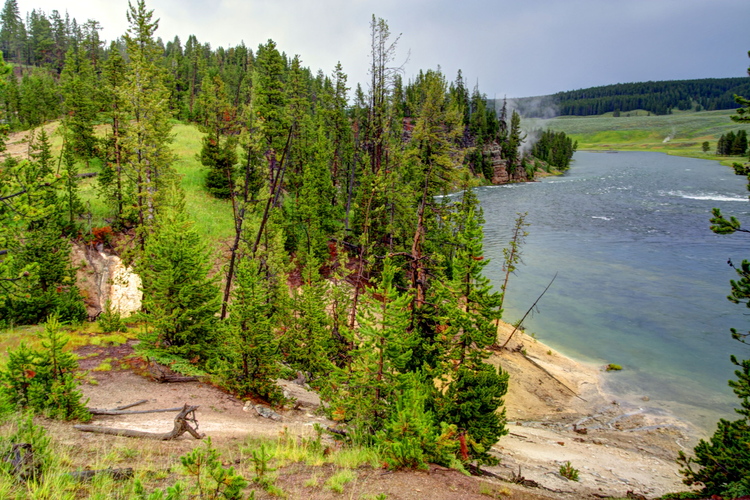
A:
[476,151,750,432]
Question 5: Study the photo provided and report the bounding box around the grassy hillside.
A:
[525,109,750,164]
[76,122,235,246]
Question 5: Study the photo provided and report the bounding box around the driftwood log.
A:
[74,404,204,440]
[68,468,134,481]
[87,399,185,416]
[88,407,186,416]
[149,361,199,383]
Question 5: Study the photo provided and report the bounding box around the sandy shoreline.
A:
[488,322,700,497]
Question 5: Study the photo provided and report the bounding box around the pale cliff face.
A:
[73,245,142,318]
[109,258,142,317]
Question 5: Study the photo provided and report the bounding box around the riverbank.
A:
[485,322,698,498]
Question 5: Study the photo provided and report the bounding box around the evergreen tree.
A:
[26,9,53,66]
[0,0,25,63]
[0,315,90,420]
[99,41,132,228]
[197,74,238,199]
[138,186,220,362]
[121,0,176,247]
[60,44,99,167]
[281,261,336,379]
[502,110,525,173]
[17,69,60,128]
[431,193,509,464]
[405,68,463,321]
[0,138,86,325]
[326,259,414,441]
[733,129,748,156]
[217,257,282,403]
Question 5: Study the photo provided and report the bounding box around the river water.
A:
[475,151,750,432]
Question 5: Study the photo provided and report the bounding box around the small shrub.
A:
[559,461,579,481]
[605,363,622,371]
[98,300,127,334]
[180,437,248,500]
[93,359,113,372]
[0,414,52,482]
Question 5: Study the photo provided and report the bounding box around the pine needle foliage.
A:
[0,315,90,421]
[325,259,414,442]
[215,257,283,403]
[137,187,220,363]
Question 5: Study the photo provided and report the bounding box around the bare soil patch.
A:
[62,328,696,500]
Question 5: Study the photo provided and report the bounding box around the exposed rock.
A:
[487,143,529,184]
[109,258,142,317]
[278,379,321,410]
[72,244,142,319]
[253,404,283,421]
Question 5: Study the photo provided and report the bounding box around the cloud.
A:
[15,0,750,98]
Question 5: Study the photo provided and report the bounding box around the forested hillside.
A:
[511,77,750,117]
[0,0,579,479]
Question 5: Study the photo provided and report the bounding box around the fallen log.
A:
[156,375,199,383]
[88,406,185,416]
[112,400,148,411]
[148,361,199,383]
[74,404,204,440]
[68,468,134,481]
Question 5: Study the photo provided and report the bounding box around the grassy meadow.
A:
[525,109,750,165]
[75,121,235,247]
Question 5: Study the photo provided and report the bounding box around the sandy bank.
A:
[487,322,698,498]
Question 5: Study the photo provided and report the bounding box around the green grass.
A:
[170,122,234,246]
[324,469,356,493]
[526,109,750,164]
[71,121,234,248]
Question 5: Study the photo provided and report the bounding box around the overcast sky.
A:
[16,0,750,98]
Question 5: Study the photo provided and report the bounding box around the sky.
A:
[15,0,750,98]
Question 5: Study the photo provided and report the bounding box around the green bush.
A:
[97,300,127,334]
[0,315,90,421]
[677,357,750,497]
[559,461,579,481]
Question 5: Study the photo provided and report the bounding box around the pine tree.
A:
[281,261,336,379]
[0,315,90,421]
[0,138,86,325]
[0,0,25,63]
[325,259,414,441]
[138,186,220,362]
[218,257,282,403]
[432,192,509,465]
[99,41,132,228]
[502,110,526,173]
[733,129,748,156]
[121,0,176,248]
[60,44,99,168]
[197,75,238,199]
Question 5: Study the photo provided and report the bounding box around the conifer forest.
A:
[0,0,581,477]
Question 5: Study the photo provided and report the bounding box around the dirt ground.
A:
[68,323,699,500]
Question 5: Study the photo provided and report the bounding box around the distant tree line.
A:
[511,78,750,117]
[530,129,577,171]
[716,129,748,156]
